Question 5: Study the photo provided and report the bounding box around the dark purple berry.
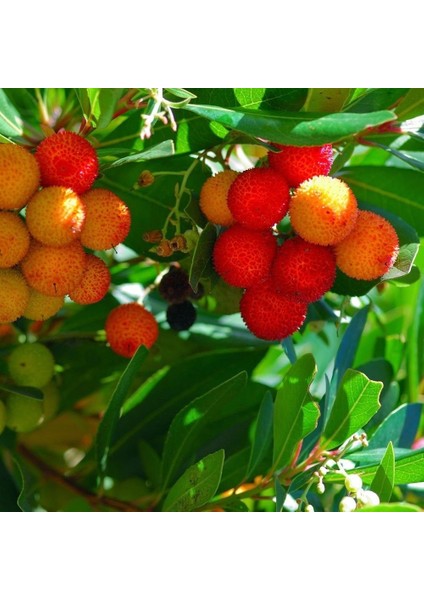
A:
[166,301,197,331]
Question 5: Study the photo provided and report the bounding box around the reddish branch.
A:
[17,444,145,512]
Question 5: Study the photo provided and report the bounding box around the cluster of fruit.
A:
[0,132,130,325]
[0,342,59,435]
[200,144,400,341]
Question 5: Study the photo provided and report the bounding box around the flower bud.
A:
[344,474,363,493]
[357,490,380,508]
[316,481,325,495]
[339,496,357,512]
[305,504,315,512]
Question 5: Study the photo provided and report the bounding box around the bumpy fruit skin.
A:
[268,144,333,187]
[26,186,86,247]
[335,210,399,280]
[105,303,159,358]
[0,144,40,210]
[213,224,277,288]
[227,167,290,230]
[0,400,6,435]
[166,301,197,331]
[5,394,44,433]
[23,289,64,321]
[81,189,131,250]
[158,266,191,304]
[69,254,111,304]
[271,237,336,302]
[8,342,55,388]
[21,240,86,297]
[0,211,30,268]
[290,175,358,245]
[0,269,30,323]
[199,170,238,226]
[35,131,99,194]
[240,279,308,341]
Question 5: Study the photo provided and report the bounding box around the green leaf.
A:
[76,88,122,130]
[246,391,273,479]
[345,88,408,113]
[368,404,422,450]
[326,448,424,485]
[95,345,148,476]
[0,458,19,511]
[102,140,175,169]
[321,369,382,450]
[303,88,352,113]
[184,104,396,146]
[272,354,319,471]
[396,89,424,120]
[161,372,247,489]
[275,478,287,512]
[189,222,217,292]
[109,347,266,470]
[338,166,424,236]
[0,89,23,137]
[138,440,162,489]
[0,384,43,401]
[370,442,395,502]
[356,502,421,512]
[325,306,370,425]
[187,88,308,112]
[162,450,224,512]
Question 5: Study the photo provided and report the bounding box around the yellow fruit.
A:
[199,170,238,226]
[80,189,131,250]
[0,269,30,323]
[21,240,86,297]
[25,186,86,247]
[23,288,64,321]
[290,175,358,245]
[5,394,43,433]
[8,342,55,388]
[0,144,40,210]
[69,254,111,305]
[335,210,400,280]
[0,211,30,267]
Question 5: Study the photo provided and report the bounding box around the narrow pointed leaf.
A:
[96,345,148,476]
[161,372,247,489]
[185,104,395,146]
[370,441,395,502]
[322,369,382,450]
[246,392,273,479]
[272,354,319,472]
[163,450,224,512]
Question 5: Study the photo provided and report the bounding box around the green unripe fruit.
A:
[42,382,61,420]
[0,400,7,435]
[5,394,44,433]
[8,343,55,388]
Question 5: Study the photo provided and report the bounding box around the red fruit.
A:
[227,168,290,230]
[213,224,277,288]
[268,144,333,187]
[105,303,159,358]
[271,237,336,302]
[35,131,99,194]
[240,279,308,341]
